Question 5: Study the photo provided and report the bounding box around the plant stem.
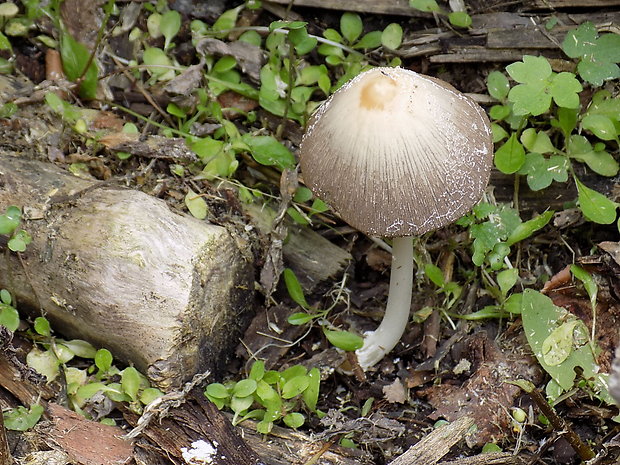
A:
[356,236,414,369]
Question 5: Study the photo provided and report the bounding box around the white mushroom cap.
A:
[299,67,493,238]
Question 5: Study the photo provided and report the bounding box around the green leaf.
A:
[0,205,21,235]
[570,265,597,309]
[448,11,472,28]
[8,230,31,252]
[424,263,445,287]
[26,347,59,382]
[352,31,382,49]
[520,128,555,154]
[241,134,296,170]
[381,23,403,50]
[0,289,10,305]
[487,71,510,100]
[552,107,579,137]
[568,135,619,176]
[494,133,525,174]
[234,379,257,397]
[497,268,519,297]
[76,382,107,400]
[549,72,582,109]
[283,412,305,428]
[581,114,618,141]
[59,33,98,99]
[577,57,620,87]
[283,268,309,309]
[340,12,363,43]
[302,367,320,412]
[287,312,315,325]
[409,0,441,12]
[230,394,254,414]
[323,328,363,351]
[506,210,554,246]
[212,6,242,36]
[61,339,97,359]
[542,320,580,366]
[521,289,597,391]
[160,10,181,50]
[506,55,551,83]
[34,317,51,337]
[185,189,208,220]
[518,153,568,191]
[562,22,597,58]
[3,404,44,431]
[140,387,164,405]
[0,304,19,331]
[121,366,141,401]
[282,375,309,399]
[95,348,113,373]
[206,383,230,399]
[575,177,618,224]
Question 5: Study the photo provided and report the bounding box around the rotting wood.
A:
[388,416,475,465]
[0,155,255,390]
[235,416,375,465]
[440,453,528,465]
[0,400,10,465]
[44,403,134,465]
[266,0,620,17]
[265,0,420,16]
[123,392,264,465]
[244,202,352,294]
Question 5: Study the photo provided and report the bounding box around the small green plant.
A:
[25,315,163,419]
[205,360,320,434]
[409,0,472,29]
[284,268,363,352]
[0,288,19,331]
[456,202,553,271]
[0,205,32,252]
[488,22,620,231]
[2,403,44,431]
[318,12,403,87]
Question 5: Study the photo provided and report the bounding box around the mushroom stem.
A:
[356,236,414,369]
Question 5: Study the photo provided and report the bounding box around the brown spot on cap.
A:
[359,73,398,110]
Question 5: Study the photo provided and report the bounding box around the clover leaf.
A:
[518,153,569,191]
[562,22,620,86]
[506,56,582,116]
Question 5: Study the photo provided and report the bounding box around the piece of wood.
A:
[265,0,420,16]
[44,403,134,465]
[235,417,374,465]
[0,156,255,389]
[440,453,528,464]
[244,202,351,293]
[124,393,263,465]
[0,401,10,465]
[388,416,475,465]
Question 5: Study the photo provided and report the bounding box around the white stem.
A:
[356,236,414,369]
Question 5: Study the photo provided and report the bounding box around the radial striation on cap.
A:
[299,67,493,238]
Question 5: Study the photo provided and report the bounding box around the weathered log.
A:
[0,155,255,389]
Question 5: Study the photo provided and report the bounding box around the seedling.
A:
[0,205,32,253]
[205,360,321,434]
[409,0,473,29]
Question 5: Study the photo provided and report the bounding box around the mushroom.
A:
[298,67,493,369]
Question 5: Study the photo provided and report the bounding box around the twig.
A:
[124,370,211,439]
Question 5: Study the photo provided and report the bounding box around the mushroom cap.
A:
[299,67,493,238]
